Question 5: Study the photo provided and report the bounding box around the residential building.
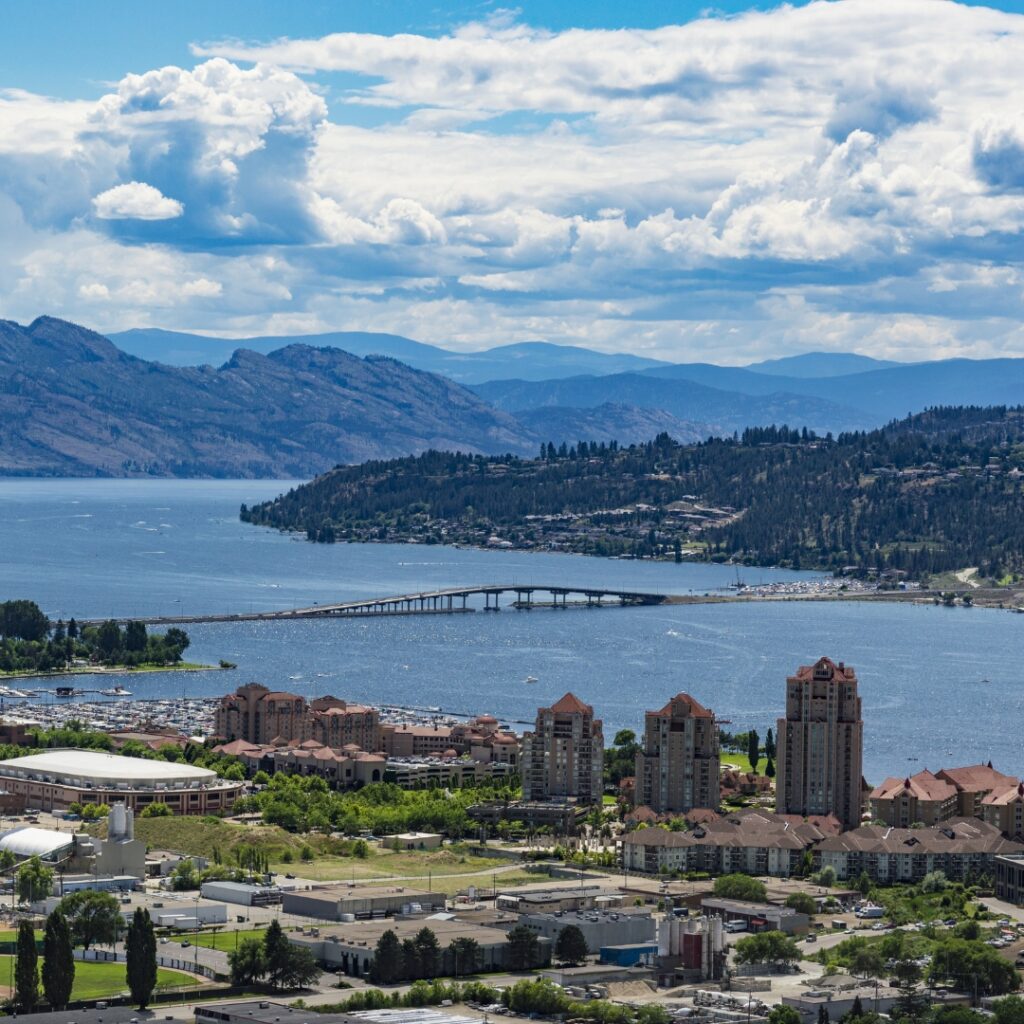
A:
[815,818,1024,882]
[936,764,1017,818]
[214,683,380,751]
[994,852,1024,904]
[776,657,864,831]
[982,780,1024,837]
[619,809,824,877]
[521,692,603,804]
[635,693,720,814]
[213,738,386,788]
[869,771,958,826]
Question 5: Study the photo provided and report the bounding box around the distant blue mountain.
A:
[109,328,668,384]
[745,351,901,377]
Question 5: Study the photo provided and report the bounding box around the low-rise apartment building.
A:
[620,810,824,878]
[815,818,1024,882]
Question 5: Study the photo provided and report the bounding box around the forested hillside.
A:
[241,407,1024,579]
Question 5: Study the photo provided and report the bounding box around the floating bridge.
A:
[102,584,667,625]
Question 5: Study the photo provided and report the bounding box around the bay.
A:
[0,478,1019,783]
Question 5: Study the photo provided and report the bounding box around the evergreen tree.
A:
[370,929,404,984]
[14,919,38,1012]
[765,756,776,778]
[764,728,776,760]
[42,909,75,1010]
[125,907,157,1009]
[263,919,291,990]
[747,729,760,770]
[818,1006,830,1024]
[506,925,542,971]
[555,924,589,966]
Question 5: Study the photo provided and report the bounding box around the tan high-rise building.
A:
[776,657,863,832]
[521,692,604,805]
[636,693,720,813]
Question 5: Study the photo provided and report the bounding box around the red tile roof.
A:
[937,764,1017,793]
[649,692,714,719]
[549,692,593,715]
[870,770,957,803]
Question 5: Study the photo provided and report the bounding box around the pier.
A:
[86,584,667,626]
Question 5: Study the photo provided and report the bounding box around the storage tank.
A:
[109,803,127,839]
[670,916,682,955]
[657,918,671,957]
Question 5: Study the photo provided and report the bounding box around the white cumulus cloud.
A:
[92,182,184,220]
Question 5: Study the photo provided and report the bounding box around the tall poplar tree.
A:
[14,918,39,1012]
[42,909,75,1010]
[125,907,157,1009]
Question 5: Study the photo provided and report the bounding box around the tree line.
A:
[241,406,1024,578]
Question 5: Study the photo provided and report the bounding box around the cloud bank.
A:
[3,0,1024,362]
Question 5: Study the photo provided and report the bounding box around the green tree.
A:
[747,729,760,770]
[169,857,200,890]
[733,932,801,966]
[125,907,157,1009]
[229,937,267,986]
[124,620,148,652]
[767,1007,802,1024]
[929,938,1020,997]
[17,855,54,903]
[764,728,776,760]
[713,873,767,902]
[140,802,173,817]
[818,1006,830,1024]
[785,892,816,915]
[856,871,873,897]
[263,918,291,989]
[96,619,123,658]
[448,936,482,977]
[42,909,75,1010]
[277,944,320,990]
[555,924,589,966]
[506,925,543,971]
[993,995,1024,1024]
[370,928,404,984]
[14,918,39,1012]
[765,756,776,778]
[59,889,121,949]
[415,927,441,978]
[849,946,885,979]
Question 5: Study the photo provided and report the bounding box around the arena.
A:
[0,749,243,814]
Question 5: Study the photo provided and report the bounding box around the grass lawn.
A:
[0,956,200,999]
[269,846,511,881]
[722,752,763,774]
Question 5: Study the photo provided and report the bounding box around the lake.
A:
[0,478,1019,782]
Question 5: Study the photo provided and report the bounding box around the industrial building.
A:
[287,916,552,976]
[700,897,809,934]
[516,908,655,953]
[281,884,445,921]
[496,885,623,914]
[198,1004,478,1024]
[200,880,282,907]
[0,749,243,814]
[0,803,145,886]
[656,914,726,981]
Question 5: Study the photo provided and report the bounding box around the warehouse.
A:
[517,908,655,953]
[288,916,552,976]
[700,898,809,934]
[0,749,243,815]
[282,884,445,920]
[200,881,282,907]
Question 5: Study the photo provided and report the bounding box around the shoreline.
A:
[0,662,225,682]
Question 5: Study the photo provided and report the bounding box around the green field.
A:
[0,956,201,999]
[270,846,513,882]
[721,753,763,774]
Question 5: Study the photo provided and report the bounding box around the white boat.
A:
[525,675,539,684]
[100,687,133,697]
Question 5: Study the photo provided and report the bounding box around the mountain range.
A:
[0,317,535,477]
[3,315,1024,478]
[110,328,668,383]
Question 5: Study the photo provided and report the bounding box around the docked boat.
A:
[100,687,133,697]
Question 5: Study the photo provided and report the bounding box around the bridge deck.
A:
[86,584,666,626]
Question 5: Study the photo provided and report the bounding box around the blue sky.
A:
[3,0,1024,362]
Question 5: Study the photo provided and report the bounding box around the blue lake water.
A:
[0,478,1020,783]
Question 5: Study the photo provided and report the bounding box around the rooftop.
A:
[0,826,75,860]
[0,749,216,785]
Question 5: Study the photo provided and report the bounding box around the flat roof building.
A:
[282,884,446,920]
[288,915,551,976]
[701,897,809,934]
[518,908,655,953]
[0,749,242,815]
